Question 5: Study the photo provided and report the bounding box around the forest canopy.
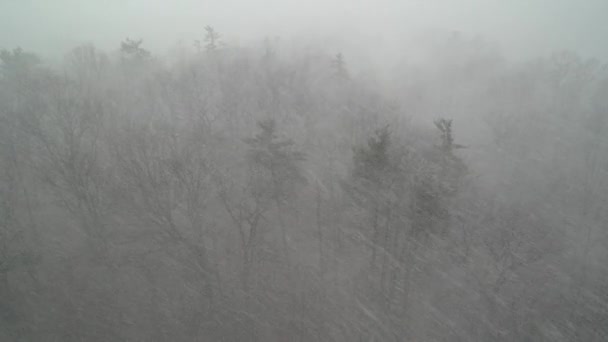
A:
[1,28,607,341]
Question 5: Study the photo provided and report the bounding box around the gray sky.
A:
[1,0,607,62]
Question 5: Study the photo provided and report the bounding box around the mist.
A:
[1,1,608,341]
[2,0,608,62]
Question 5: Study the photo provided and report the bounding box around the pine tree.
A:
[244,118,307,203]
[433,118,467,196]
[345,126,404,272]
[244,118,306,260]
[204,26,221,52]
[120,38,150,62]
[410,118,468,237]
[352,125,391,185]
[331,53,349,79]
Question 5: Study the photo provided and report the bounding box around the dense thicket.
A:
[1,34,607,341]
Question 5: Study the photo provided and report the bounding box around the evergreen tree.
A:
[410,118,467,237]
[204,26,221,52]
[352,125,391,185]
[345,126,406,272]
[244,118,306,260]
[120,38,150,63]
[331,52,349,79]
[244,118,307,204]
[433,118,467,196]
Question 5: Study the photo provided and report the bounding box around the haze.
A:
[2,0,608,62]
[1,1,608,341]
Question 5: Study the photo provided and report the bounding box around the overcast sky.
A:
[1,0,607,62]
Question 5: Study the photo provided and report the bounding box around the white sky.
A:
[1,0,607,62]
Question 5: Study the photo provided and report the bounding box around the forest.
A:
[1,26,608,341]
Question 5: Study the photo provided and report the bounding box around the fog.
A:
[1,1,608,341]
[2,0,608,61]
